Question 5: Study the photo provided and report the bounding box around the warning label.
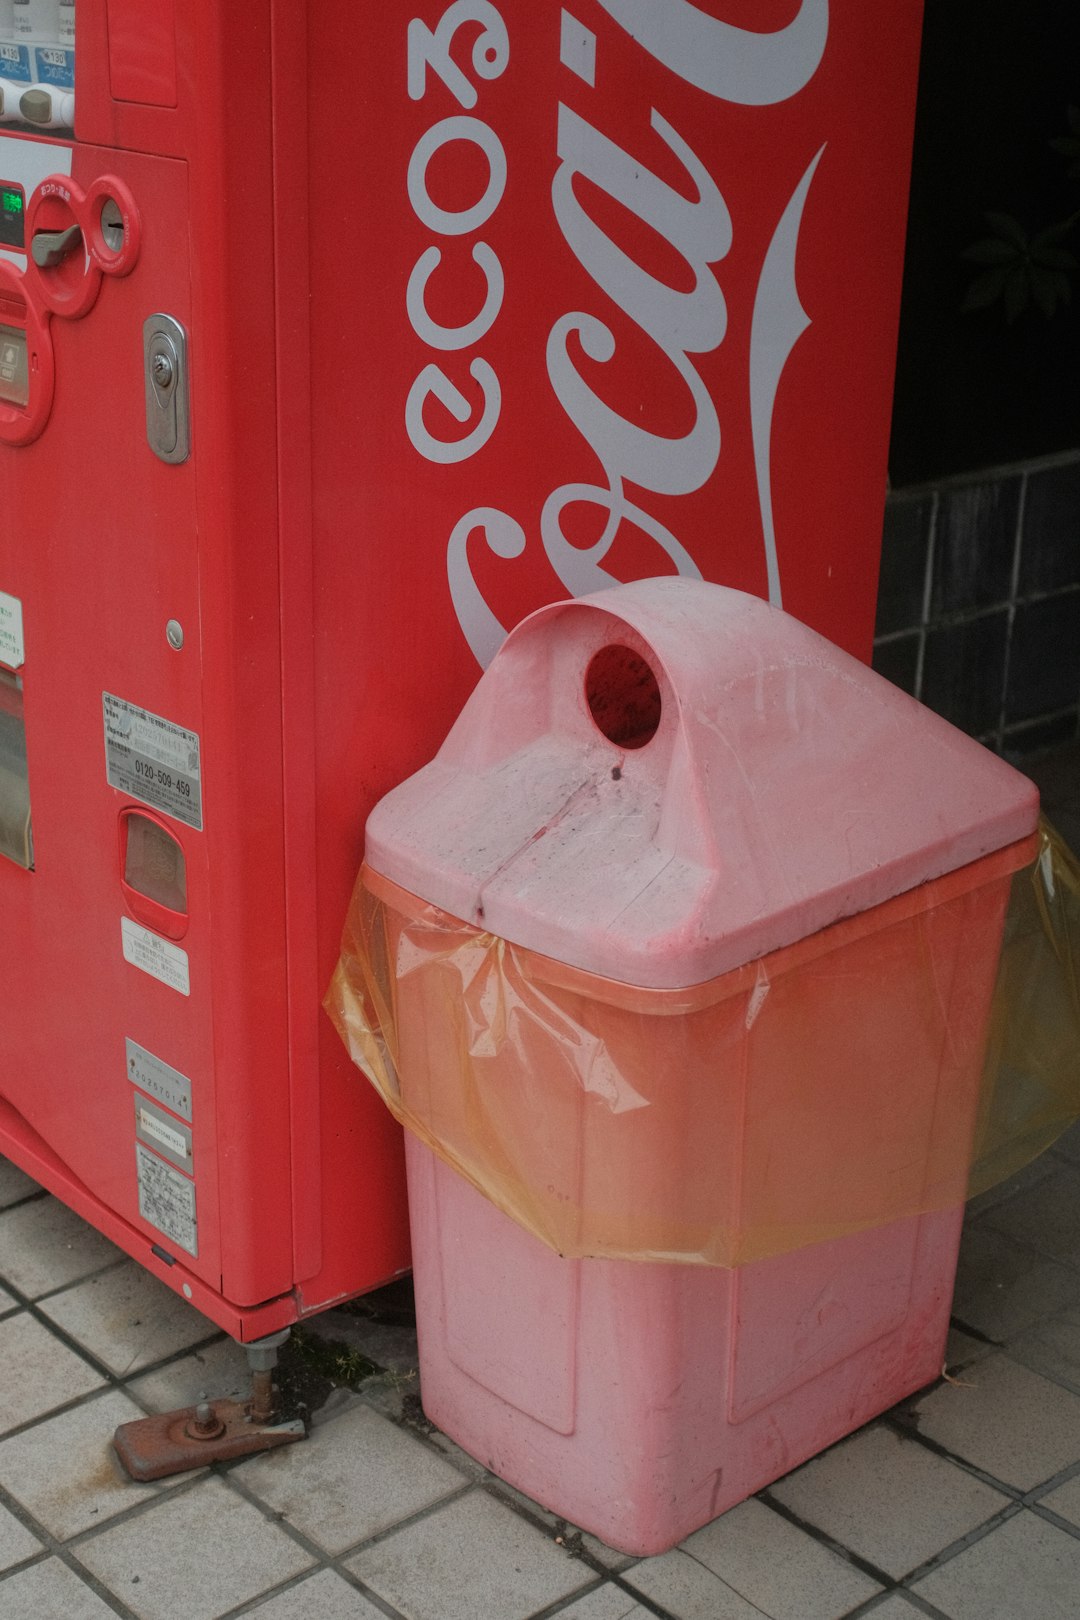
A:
[121,918,190,997]
[0,592,24,669]
[136,1142,197,1256]
[103,694,202,830]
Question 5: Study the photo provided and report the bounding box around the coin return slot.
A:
[123,812,187,914]
[0,323,28,409]
[0,671,32,870]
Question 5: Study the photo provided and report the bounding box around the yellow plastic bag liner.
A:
[969,818,1080,1195]
[325,820,1080,1267]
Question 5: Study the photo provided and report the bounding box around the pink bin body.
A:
[363,580,1039,1555]
[408,1141,962,1555]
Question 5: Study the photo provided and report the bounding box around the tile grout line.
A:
[221,1456,473,1560]
[996,467,1028,749]
[912,488,937,703]
[525,1576,632,1620]
[222,1463,633,1620]
[881,1407,1027,1499]
[873,574,1080,645]
[757,1488,899,1591]
[885,1400,1080,1521]
[841,1586,952,1619]
[895,1500,1025,1586]
[215,1557,413,1620]
[888,445,1080,503]
[0,1288,228,1441]
[968,1209,1080,1284]
[222,1449,661,1620]
[0,1251,132,1307]
[0,1478,143,1620]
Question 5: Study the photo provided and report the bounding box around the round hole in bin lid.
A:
[585,644,662,749]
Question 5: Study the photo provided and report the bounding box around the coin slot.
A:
[98,197,125,257]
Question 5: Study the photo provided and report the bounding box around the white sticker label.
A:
[136,1143,197,1256]
[103,694,202,830]
[126,1039,192,1121]
[136,1100,192,1168]
[121,918,190,996]
[0,592,24,669]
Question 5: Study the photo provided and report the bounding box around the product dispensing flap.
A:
[365,579,1038,989]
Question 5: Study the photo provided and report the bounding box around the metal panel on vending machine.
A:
[0,0,924,1358]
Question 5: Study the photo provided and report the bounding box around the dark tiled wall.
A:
[873,453,1080,753]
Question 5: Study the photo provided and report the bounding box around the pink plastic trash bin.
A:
[346,578,1039,1556]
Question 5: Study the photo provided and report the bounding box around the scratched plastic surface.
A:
[326,580,1061,1266]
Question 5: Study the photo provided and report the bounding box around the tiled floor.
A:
[2,1140,1080,1620]
[0,744,1077,1620]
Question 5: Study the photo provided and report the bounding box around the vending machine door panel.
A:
[0,136,294,1309]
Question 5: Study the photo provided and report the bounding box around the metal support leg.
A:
[113,1327,305,1481]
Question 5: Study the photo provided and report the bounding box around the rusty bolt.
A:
[185,1401,226,1441]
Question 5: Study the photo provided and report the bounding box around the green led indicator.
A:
[2,191,23,215]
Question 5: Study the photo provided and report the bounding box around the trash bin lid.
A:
[365,579,1039,988]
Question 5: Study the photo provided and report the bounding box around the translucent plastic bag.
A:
[326,821,1079,1266]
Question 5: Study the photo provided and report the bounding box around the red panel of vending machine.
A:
[0,0,923,1344]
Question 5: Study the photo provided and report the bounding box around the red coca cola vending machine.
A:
[0,0,923,1413]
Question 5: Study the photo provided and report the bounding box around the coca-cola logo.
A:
[403,1,830,665]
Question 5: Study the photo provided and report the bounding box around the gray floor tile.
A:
[624,1549,769,1620]
[769,1423,1008,1577]
[1008,1303,1080,1393]
[0,1282,16,1315]
[0,1555,120,1617]
[488,1480,638,1571]
[0,1196,121,1298]
[346,1489,590,1620]
[550,1586,652,1619]
[1038,1472,1080,1530]
[982,1161,1080,1268]
[945,1326,995,1371]
[237,1402,466,1555]
[913,1508,1080,1620]
[0,1499,42,1571]
[949,1222,1080,1341]
[357,1373,409,1424]
[911,1353,1080,1490]
[966,1152,1059,1218]
[1052,1119,1080,1166]
[0,1387,191,1539]
[0,1158,39,1210]
[245,1567,388,1618]
[74,1476,316,1620]
[0,1310,105,1434]
[126,1336,248,1412]
[680,1497,882,1618]
[38,1259,217,1376]
[856,1599,929,1618]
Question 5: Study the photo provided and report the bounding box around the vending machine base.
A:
[113,1329,305,1482]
